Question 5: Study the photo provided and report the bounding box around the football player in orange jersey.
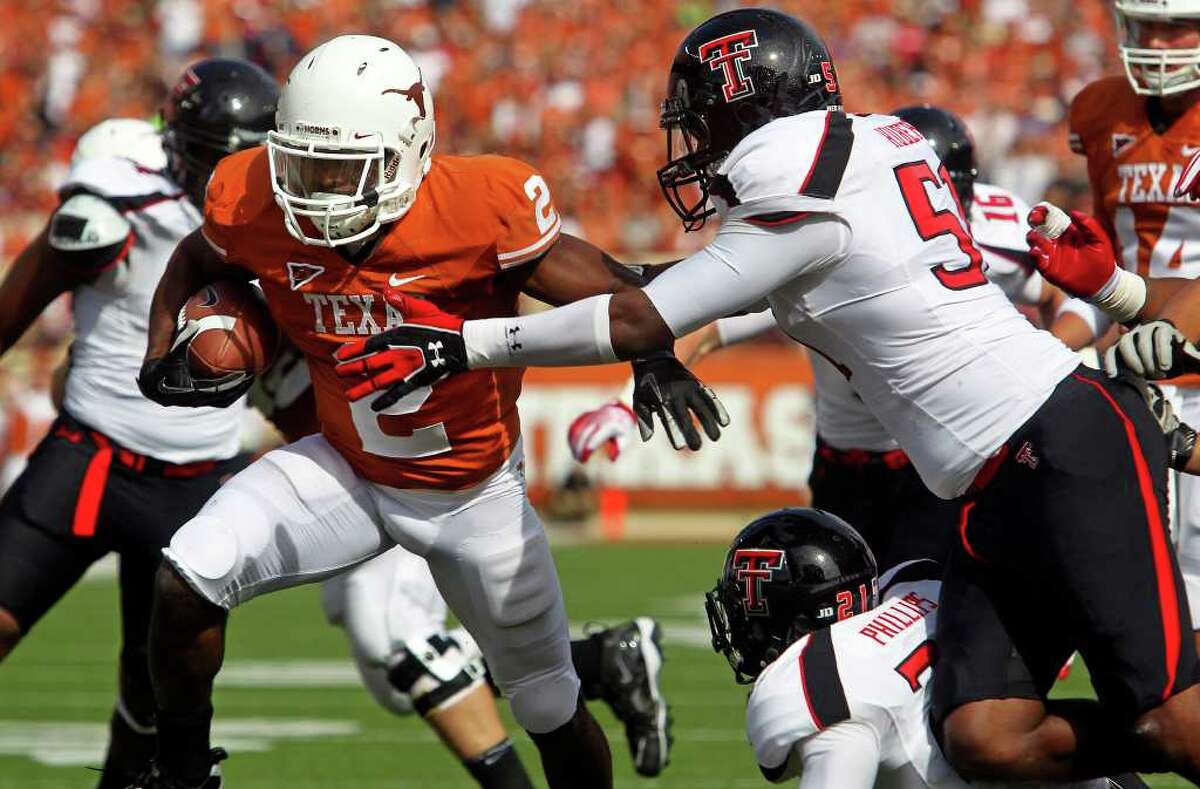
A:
[130,35,725,789]
[1038,0,1200,660]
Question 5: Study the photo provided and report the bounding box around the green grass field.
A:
[0,542,1189,788]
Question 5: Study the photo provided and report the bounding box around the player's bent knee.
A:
[508,666,582,734]
[161,515,241,610]
[941,703,1029,781]
[0,607,22,660]
[1132,686,1200,772]
[386,630,486,718]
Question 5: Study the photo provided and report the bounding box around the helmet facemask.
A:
[1116,8,1200,96]
[658,93,725,232]
[267,130,426,247]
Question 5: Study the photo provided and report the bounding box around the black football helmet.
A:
[705,508,878,683]
[891,104,979,211]
[658,9,843,231]
[161,58,279,207]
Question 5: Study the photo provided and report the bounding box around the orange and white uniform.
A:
[163,148,582,733]
[202,147,558,489]
[1067,74,1200,627]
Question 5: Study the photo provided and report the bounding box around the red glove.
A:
[1024,204,1117,299]
[568,400,637,462]
[334,289,467,412]
[1178,148,1200,201]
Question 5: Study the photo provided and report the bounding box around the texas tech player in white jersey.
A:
[666,111,1078,498]
[746,563,1109,789]
[806,179,1048,457]
[56,156,243,460]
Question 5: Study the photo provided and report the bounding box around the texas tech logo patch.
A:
[732,548,785,615]
[698,30,759,102]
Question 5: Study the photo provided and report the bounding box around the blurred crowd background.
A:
[0,0,1121,489]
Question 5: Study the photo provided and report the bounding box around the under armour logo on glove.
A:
[334,289,468,412]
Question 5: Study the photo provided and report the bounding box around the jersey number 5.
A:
[894,161,987,290]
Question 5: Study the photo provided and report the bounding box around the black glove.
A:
[631,352,730,450]
[137,350,253,408]
[1123,375,1199,471]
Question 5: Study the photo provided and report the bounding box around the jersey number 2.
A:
[350,387,451,459]
[894,161,987,290]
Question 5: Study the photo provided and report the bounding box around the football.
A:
[181,280,278,379]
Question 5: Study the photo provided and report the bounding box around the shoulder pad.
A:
[1068,77,1134,156]
[970,183,1032,255]
[60,155,182,207]
[204,147,272,230]
[717,111,853,220]
[49,194,131,252]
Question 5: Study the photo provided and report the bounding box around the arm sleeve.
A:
[643,215,850,338]
[716,310,778,347]
[792,721,882,789]
[461,214,849,368]
[47,193,133,272]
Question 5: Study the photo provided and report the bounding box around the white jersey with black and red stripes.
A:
[56,156,244,462]
[705,111,1078,496]
[745,562,1107,789]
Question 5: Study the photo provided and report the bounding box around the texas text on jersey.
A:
[1069,75,1200,281]
[202,147,560,489]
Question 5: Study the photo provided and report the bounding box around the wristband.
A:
[1090,267,1147,325]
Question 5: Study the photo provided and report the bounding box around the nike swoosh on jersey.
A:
[388,274,426,287]
[1184,145,1200,157]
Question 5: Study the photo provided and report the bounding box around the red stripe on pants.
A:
[72,435,112,537]
[1072,373,1180,699]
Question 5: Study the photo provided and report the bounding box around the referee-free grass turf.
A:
[0,542,1184,788]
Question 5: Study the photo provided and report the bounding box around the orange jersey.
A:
[1069,75,1200,279]
[203,149,561,490]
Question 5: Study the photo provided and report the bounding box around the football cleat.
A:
[596,618,672,777]
[125,748,227,789]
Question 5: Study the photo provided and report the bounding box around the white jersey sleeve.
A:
[642,215,850,339]
[47,193,133,272]
[797,720,882,789]
[715,310,778,347]
[970,183,1043,306]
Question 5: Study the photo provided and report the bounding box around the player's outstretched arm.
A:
[0,192,138,356]
[138,229,254,407]
[0,228,83,356]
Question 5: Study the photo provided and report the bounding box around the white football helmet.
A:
[71,118,167,171]
[268,35,436,247]
[1115,0,1200,96]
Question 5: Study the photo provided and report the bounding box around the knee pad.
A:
[162,516,241,608]
[386,630,486,717]
[507,666,581,734]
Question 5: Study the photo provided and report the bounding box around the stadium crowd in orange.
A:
[2,0,1116,258]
